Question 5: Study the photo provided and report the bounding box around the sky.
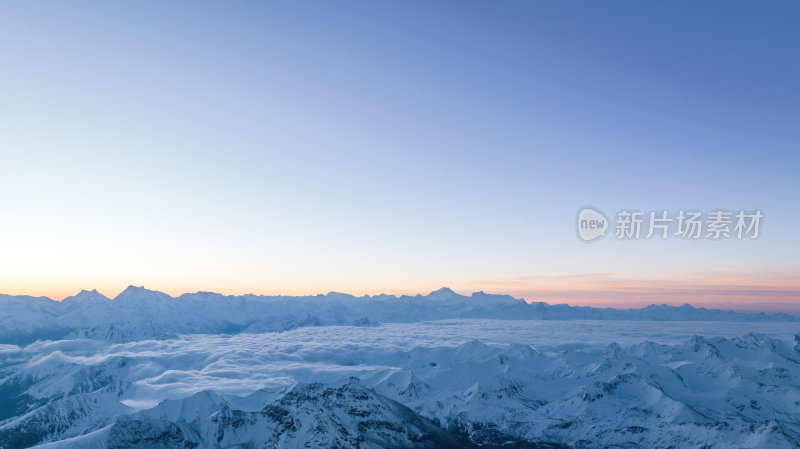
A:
[1,1,798,311]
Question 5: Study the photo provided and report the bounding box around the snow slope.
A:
[1,328,799,448]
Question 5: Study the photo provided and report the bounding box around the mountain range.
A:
[1,286,796,345]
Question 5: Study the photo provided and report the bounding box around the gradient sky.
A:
[1,1,798,310]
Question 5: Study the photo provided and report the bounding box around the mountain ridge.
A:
[1,285,795,315]
[0,286,797,345]
[9,334,800,449]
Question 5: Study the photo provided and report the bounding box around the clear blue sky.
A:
[1,1,798,310]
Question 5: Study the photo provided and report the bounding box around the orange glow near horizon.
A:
[4,268,799,313]
[466,269,800,312]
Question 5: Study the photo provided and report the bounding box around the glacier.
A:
[1,287,800,448]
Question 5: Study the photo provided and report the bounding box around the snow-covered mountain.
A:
[2,329,800,448]
[2,287,799,448]
[0,286,796,345]
[35,380,472,449]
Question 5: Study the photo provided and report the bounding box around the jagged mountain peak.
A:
[427,287,462,299]
[113,285,173,303]
[62,289,111,304]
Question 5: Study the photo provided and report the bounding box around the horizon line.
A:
[3,284,798,316]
